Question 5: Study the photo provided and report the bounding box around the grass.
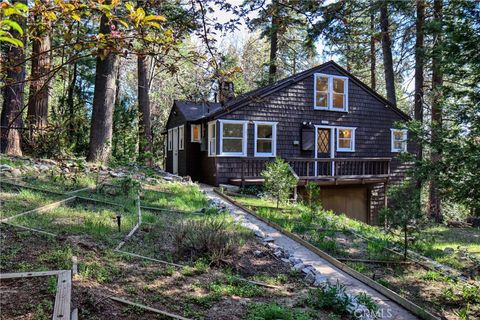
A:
[9,201,137,246]
[246,303,311,320]
[0,186,63,218]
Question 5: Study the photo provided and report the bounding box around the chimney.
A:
[218,80,235,104]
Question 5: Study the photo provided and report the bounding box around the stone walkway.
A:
[201,185,418,320]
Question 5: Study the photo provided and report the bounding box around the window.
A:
[167,129,172,151]
[391,129,407,152]
[254,121,277,157]
[178,125,184,150]
[336,127,355,152]
[314,73,348,112]
[219,120,248,156]
[208,121,216,156]
[191,124,201,143]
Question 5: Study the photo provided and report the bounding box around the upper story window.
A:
[208,121,216,156]
[191,124,201,143]
[314,73,349,112]
[254,121,277,157]
[179,125,184,150]
[391,129,407,152]
[336,127,355,152]
[167,129,172,151]
[219,120,248,156]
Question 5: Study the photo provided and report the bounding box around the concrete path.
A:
[201,186,418,320]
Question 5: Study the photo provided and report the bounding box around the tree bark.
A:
[66,61,78,144]
[379,1,397,106]
[268,0,279,84]
[27,0,52,132]
[1,0,27,156]
[137,54,154,166]
[370,12,376,91]
[429,0,443,221]
[87,13,119,163]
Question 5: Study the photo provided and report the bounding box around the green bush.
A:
[246,303,311,320]
[261,157,298,208]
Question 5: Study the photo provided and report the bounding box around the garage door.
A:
[320,187,368,223]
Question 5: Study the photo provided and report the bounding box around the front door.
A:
[172,127,178,175]
[316,127,333,176]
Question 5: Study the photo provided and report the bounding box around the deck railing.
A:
[239,157,391,184]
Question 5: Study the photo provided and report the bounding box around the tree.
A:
[26,0,52,133]
[86,12,119,163]
[379,0,396,106]
[381,181,422,260]
[137,54,154,165]
[414,0,425,168]
[261,157,298,208]
[429,0,444,221]
[1,0,27,156]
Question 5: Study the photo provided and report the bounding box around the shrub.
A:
[261,157,298,208]
[306,282,351,314]
[172,217,248,264]
[246,303,311,320]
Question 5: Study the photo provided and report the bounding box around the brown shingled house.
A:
[164,61,412,224]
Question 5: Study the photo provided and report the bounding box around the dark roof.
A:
[174,100,222,121]
[210,60,411,121]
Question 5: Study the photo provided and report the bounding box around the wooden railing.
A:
[239,157,391,184]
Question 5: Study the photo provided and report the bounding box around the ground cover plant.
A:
[0,184,64,219]
[228,192,480,319]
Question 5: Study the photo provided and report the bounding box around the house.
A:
[164,61,412,224]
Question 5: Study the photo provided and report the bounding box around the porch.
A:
[228,157,391,187]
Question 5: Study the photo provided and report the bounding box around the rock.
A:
[313,275,329,287]
[254,230,265,238]
[289,257,302,265]
[253,250,263,257]
[263,237,275,243]
[292,263,304,271]
[36,164,50,171]
[39,158,57,165]
[163,176,173,181]
[302,267,313,275]
[281,258,290,264]
[305,272,316,284]
[10,168,21,177]
[443,247,454,255]
[0,164,12,172]
[109,171,125,178]
[273,250,283,258]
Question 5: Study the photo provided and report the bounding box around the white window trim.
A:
[391,129,408,152]
[254,121,277,157]
[314,73,349,112]
[336,127,356,152]
[191,124,201,143]
[167,129,172,151]
[208,121,216,157]
[178,125,184,150]
[218,119,248,157]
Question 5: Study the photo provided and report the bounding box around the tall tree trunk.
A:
[66,61,78,144]
[268,0,279,84]
[1,0,27,156]
[379,1,397,106]
[87,13,119,163]
[137,55,153,166]
[370,12,376,90]
[27,0,52,133]
[429,0,443,221]
[414,0,425,192]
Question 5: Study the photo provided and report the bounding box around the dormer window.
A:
[314,73,348,112]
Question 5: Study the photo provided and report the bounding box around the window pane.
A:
[332,93,344,109]
[339,139,351,149]
[316,76,328,92]
[316,92,328,107]
[333,78,345,93]
[257,125,272,138]
[257,140,272,153]
[223,139,243,152]
[193,126,200,141]
[394,130,405,140]
[339,129,352,139]
[394,141,404,150]
[223,123,243,137]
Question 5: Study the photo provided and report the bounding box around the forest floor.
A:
[0,156,350,320]
[224,192,480,320]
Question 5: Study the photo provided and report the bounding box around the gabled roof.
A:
[209,60,410,121]
[173,100,222,122]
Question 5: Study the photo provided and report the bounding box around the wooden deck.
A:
[231,157,391,187]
